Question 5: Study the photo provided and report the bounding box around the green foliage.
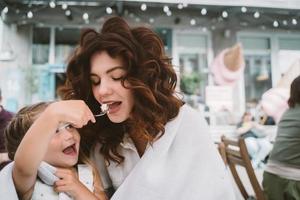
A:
[180,73,202,95]
[23,65,39,96]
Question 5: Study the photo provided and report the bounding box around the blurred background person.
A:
[236,111,272,169]
[0,88,13,170]
[263,75,300,200]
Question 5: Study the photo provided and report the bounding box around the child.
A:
[236,112,272,169]
[4,100,107,200]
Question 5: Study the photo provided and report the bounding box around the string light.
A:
[106,7,113,14]
[254,11,260,18]
[65,9,72,20]
[282,20,288,26]
[1,1,299,32]
[27,11,33,18]
[141,3,147,11]
[222,11,228,18]
[65,10,71,16]
[201,8,207,15]
[190,18,196,26]
[177,3,183,10]
[2,6,8,14]
[82,12,89,20]
[149,18,155,23]
[163,5,169,13]
[241,6,247,13]
[61,3,68,10]
[49,1,56,8]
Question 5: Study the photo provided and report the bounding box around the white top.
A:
[91,104,236,200]
[32,164,93,200]
[91,133,142,189]
[0,162,93,200]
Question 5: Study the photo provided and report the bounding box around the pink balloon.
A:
[261,88,289,123]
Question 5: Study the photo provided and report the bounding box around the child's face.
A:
[44,125,80,168]
[243,113,252,122]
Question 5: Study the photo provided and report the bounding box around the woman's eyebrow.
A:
[90,66,124,76]
[106,66,124,73]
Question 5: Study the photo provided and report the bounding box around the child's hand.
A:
[47,100,96,129]
[54,168,98,200]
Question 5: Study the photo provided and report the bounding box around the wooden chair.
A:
[218,135,266,200]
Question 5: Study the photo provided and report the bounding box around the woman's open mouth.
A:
[108,102,122,113]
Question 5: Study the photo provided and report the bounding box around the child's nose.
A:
[61,129,74,140]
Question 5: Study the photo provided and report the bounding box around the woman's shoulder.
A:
[167,104,208,130]
[281,106,300,119]
[178,104,205,120]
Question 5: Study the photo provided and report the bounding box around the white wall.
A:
[0,22,32,111]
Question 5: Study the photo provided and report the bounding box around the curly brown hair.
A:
[59,17,183,164]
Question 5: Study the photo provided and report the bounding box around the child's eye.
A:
[65,124,76,131]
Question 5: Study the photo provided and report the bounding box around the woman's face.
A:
[90,51,134,123]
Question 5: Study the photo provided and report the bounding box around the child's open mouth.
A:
[63,143,77,156]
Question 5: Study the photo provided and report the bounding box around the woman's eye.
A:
[112,76,123,81]
[90,77,100,85]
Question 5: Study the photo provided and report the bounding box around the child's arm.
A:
[54,168,108,200]
[236,122,253,135]
[12,100,95,197]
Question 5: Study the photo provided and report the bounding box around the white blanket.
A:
[0,162,18,199]
[111,105,236,200]
[0,162,93,200]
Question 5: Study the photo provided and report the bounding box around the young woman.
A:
[60,16,236,199]
[3,101,107,200]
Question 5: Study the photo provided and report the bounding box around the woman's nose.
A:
[97,79,112,97]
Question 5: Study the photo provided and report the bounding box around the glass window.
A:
[244,55,272,103]
[179,53,208,107]
[155,28,172,57]
[240,37,270,50]
[177,33,207,48]
[32,27,50,64]
[55,28,80,64]
[279,38,300,50]
[239,36,272,109]
[175,33,209,108]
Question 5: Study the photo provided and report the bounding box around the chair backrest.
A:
[219,135,266,200]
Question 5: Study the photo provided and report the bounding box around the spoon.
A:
[56,104,109,132]
[94,104,109,117]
